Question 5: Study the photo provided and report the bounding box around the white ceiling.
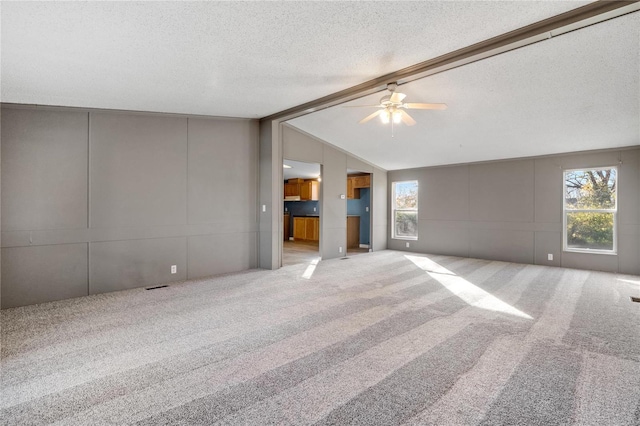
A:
[1,1,589,118]
[290,11,640,170]
[283,159,321,181]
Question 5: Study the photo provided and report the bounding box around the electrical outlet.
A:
[340,194,346,199]
[171,265,177,274]
[313,207,316,212]
[262,205,266,212]
[365,206,369,212]
[548,253,553,261]
[406,242,410,248]
[285,207,288,212]
[339,247,343,253]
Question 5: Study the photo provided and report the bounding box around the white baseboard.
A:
[359,244,369,249]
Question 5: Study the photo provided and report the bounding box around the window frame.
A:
[391,180,419,241]
[562,166,618,255]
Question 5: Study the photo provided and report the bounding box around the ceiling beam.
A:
[261,0,640,123]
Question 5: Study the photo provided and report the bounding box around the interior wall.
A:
[387,147,640,274]
[1,106,259,308]
[282,124,387,259]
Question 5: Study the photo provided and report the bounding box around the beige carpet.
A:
[1,250,639,425]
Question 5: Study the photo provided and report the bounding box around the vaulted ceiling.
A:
[2,1,637,170]
[290,11,640,169]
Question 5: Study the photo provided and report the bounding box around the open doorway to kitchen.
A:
[346,169,372,256]
[283,159,322,266]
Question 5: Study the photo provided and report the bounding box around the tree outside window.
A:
[392,180,418,239]
[564,168,617,252]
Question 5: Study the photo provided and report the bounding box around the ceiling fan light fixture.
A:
[380,110,391,124]
[392,110,402,124]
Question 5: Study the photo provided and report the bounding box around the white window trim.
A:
[562,166,617,255]
[392,180,418,240]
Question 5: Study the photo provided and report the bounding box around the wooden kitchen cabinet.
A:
[300,180,319,201]
[305,218,317,240]
[293,217,307,240]
[352,175,370,188]
[293,216,319,241]
[283,213,290,241]
[284,183,300,197]
[347,177,360,199]
[347,175,370,200]
[347,216,360,249]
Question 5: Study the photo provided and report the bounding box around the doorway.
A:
[283,159,322,266]
[346,169,372,256]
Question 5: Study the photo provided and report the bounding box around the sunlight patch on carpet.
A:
[302,258,321,279]
[405,255,532,320]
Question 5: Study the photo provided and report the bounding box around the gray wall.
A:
[388,147,640,274]
[282,124,387,260]
[1,106,259,308]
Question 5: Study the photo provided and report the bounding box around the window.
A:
[563,167,617,253]
[392,180,418,240]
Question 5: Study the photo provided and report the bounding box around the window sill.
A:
[393,237,418,241]
[563,249,617,256]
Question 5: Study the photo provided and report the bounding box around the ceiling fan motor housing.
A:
[380,95,394,107]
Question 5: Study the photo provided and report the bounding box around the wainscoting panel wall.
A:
[1,106,259,308]
[90,113,189,228]
[1,108,88,231]
[0,243,88,308]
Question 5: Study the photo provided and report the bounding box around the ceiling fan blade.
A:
[342,105,382,108]
[404,103,448,110]
[389,92,407,103]
[359,110,383,124]
[399,110,416,126]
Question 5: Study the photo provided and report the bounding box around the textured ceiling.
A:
[2,1,589,118]
[290,12,640,170]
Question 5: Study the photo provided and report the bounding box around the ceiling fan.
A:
[348,82,447,126]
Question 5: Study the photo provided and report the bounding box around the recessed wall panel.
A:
[1,244,87,309]
[421,165,469,221]
[617,225,640,275]
[90,237,187,294]
[421,221,469,257]
[1,109,88,231]
[469,229,534,264]
[562,251,618,273]
[188,118,258,225]
[188,232,257,279]
[90,113,188,228]
[534,158,563,224]
[469,160,534,223]
[618,150,639,226]
[534,231,562,266]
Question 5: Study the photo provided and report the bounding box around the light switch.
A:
[340,194,346,199]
